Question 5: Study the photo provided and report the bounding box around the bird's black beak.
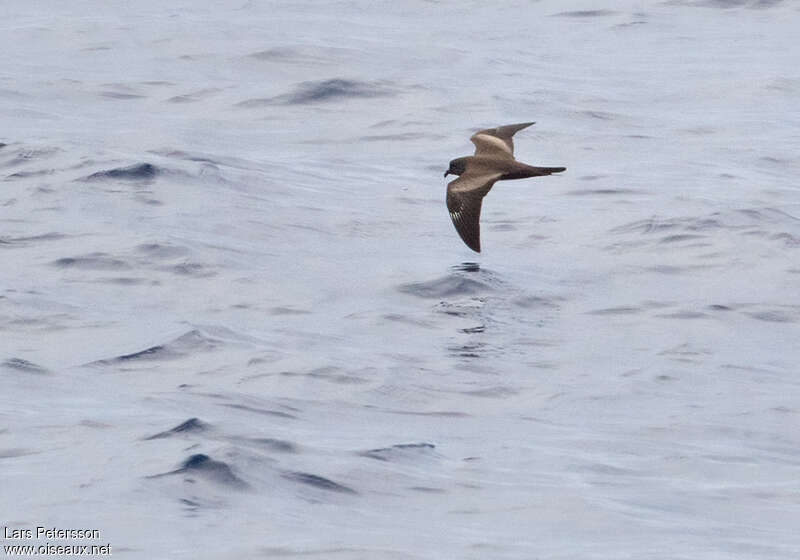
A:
[444,170,450,178]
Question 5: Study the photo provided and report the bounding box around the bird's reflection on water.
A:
[452,262,480,273]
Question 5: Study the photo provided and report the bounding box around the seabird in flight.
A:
[444,122,566,252]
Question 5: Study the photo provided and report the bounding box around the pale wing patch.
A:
[447,170,502,194]
[470,133,513,158]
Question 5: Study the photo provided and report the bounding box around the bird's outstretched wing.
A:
[470,122,535,159]
[446,171,502,253]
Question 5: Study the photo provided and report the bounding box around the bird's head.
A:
[444,157,468,178]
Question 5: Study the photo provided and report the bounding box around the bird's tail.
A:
[505,163,566,179]
[523,165,566,176]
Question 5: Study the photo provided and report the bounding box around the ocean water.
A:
[2,1,799,558]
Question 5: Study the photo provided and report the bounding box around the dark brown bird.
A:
[444,122,566,252]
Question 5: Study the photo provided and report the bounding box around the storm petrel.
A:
[444,122,565,252]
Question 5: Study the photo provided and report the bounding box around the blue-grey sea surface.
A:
[2,1,799,558]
